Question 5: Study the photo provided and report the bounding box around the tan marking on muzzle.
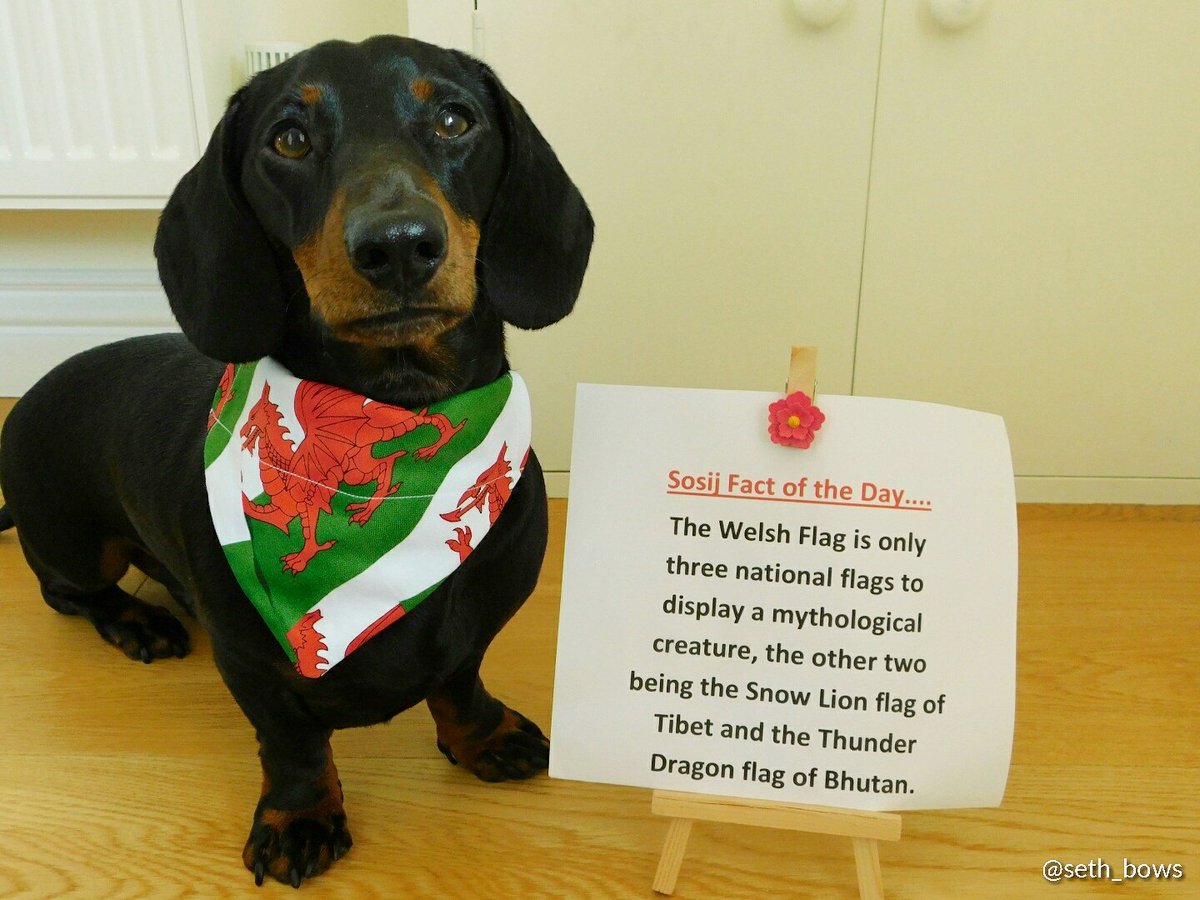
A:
[420,176,481,320]
[293,192,382,333]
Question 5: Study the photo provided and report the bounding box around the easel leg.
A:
[652,817,693,895]
[851,837,885,900]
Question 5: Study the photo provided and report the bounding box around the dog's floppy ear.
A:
[155,90,288,361]
[475,62,594,329]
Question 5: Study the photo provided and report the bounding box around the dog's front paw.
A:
[437,706,550,782]
[243,806,353,887]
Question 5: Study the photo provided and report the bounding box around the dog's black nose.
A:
[345,208,448,292]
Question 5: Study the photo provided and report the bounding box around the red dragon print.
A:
[439,443,519,558]
[287,609,330,677]
[446,526,474,563]
[344,604,409,659]
[239,380,464,574]
[208,363,236,430]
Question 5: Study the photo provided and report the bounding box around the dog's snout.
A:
[346,207,448,292]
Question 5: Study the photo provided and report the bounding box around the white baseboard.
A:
[1015,476,1200,505]
[0,268,176,394]
[544,471,570,499]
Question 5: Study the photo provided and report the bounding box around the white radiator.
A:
[0,0,205,208]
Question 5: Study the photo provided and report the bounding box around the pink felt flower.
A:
[767,391,825,448]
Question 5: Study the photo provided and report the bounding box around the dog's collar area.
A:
[204,358,532,676]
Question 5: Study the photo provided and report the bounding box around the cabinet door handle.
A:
[928,0,988,31]
[791,0,850,30]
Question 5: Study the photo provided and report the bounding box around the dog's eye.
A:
[272,126,311,159]
[434,106,473,140]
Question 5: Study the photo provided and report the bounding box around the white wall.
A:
[189,0,410,133]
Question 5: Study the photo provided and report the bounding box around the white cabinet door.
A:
[855,0,1200,499]
[412,1,1198,500]
[419,1,884,487]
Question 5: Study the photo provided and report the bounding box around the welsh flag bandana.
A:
[203,358,531,677]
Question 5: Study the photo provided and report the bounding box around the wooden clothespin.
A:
[769,346,825,450]
[786,345,819,400]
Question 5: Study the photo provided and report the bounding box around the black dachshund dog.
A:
[0,35,591,886]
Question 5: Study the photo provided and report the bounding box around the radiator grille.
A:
[245,42,306,78]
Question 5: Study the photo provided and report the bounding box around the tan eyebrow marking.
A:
[410,78,435,102]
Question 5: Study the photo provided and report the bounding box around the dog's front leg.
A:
[229,682,353,886]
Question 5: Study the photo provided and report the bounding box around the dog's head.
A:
[156,36,592,403]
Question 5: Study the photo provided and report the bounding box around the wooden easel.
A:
[651,790,901,898]
[649,347,903,898]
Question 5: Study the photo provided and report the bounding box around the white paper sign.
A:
[549,384,1017,811]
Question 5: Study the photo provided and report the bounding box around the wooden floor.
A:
[0,417,1196,896]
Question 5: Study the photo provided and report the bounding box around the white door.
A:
[855,0,1200,499]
